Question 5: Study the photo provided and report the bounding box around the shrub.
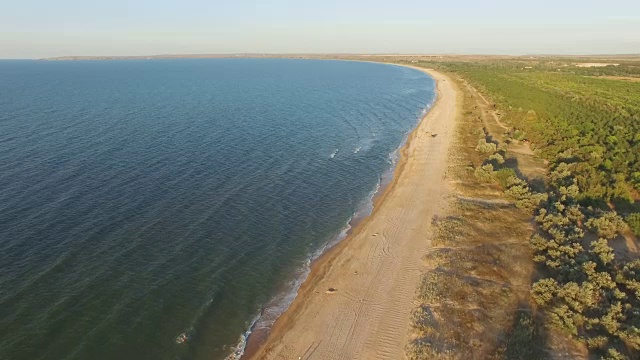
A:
[547,304,580,336]
[488,153,505,164]
[505,184,530,199]
[626,213,640,236]
[506,175,528,188]
[603,348,629,360]
[558,184,580,201]
[513,129,526,141]
[476,138,497,154]
[474,164,495,182]
[585,212,627,239]
[564,204,584,223]
[590,238,615,265]
[515,192,548,212]
[502,313,546,359]
[549,162,573,184]
[616,260,640,298]
[531,278,559,306]
[600,302,624,335]
[619,326,640,350]
[585,335,608,349]
[496,168,517,188]
[504,181,548,212]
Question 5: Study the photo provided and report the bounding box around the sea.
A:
[0,58,435,360]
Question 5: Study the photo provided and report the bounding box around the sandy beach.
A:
[246,67,458,360]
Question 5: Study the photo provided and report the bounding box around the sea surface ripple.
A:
[0,59,435,360]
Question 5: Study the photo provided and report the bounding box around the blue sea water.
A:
[0,59,435,360]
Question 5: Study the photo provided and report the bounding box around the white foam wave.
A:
[224,315,258,360]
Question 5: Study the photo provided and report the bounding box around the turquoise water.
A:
[0,59,435,360]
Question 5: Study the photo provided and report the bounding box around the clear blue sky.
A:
[1,0,639,58]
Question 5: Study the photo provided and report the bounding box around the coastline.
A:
[243,66,459,359]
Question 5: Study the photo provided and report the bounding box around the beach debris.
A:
[175,333,188,344]
[371,233,378,237]
[354,271,358,275]
[326,288,338,294]
[431,133,438,137]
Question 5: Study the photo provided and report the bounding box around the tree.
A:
[590,239,615,266]
[585,212,627,239]
[476,138,497,154]
[626,213,640,236]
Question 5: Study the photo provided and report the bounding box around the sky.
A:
[1,0,639,58]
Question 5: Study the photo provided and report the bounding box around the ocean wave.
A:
[0,59,438,360]
[186,92,436,360]
[229,137,409,359]
[223,316,258,360]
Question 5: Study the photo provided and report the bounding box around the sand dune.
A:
[247,67,458,360]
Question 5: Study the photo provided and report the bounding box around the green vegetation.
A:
[527,172,639,358]
[437,61,640,204]
[628,213,640,236]
[411,58,640,359]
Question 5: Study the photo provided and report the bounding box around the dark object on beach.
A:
[326,288,338,294]
[431,133,438,137]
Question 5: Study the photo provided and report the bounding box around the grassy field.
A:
[377,56,640,359]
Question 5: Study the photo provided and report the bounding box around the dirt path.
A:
[247,68,459,360]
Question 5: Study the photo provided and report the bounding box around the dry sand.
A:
[575,62,619,67]
[246,67,458,360]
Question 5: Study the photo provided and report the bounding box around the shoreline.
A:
[243,65,458,359]
[234,71,436,358]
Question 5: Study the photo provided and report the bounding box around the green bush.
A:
[488,153,505,164]
[505,184,530,199]
[474,163,495,182]
[513,129,526,141]
[590,238,615,265]
[496,168,517,188]
[626,213,640,236]
[515,192,548,212]
[585,212,627,239]
[603,348,630,360]
[476,138,497,154]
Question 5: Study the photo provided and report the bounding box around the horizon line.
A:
[0,52,637,61]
